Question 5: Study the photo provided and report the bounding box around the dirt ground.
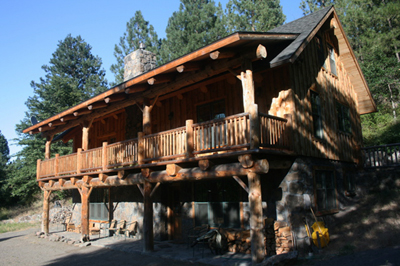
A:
[0,227,208,266]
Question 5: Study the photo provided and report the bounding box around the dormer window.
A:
[328,44,337,76]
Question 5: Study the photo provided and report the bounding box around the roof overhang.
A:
[23,32,297,136]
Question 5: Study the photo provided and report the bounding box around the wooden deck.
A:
[37,112,292,181]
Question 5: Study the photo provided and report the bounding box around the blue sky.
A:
[0,0,303,157]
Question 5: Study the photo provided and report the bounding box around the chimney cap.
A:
[139,43,145,50]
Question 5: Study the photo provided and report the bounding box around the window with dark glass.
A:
[336,102,351,134]
[314,169,337,213]
[311,90,324,139]
[328,44,337,76]
[194,180,241,228]
[197,99,225,123]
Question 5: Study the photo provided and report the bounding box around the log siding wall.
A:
[289,35,363,162]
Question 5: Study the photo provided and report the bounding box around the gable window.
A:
[310,90,324,139]
[327,44,337,76]
[197,99,225,123]
[336,102,351,134]
[314,168,338,214]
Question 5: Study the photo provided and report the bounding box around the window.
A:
[89,188,109,221]
[328,44,337,76]
[310,90,324,139]
[194,180,241,228]
[197,99,225,123]
[336,102,351,134]
[314,168,338,214]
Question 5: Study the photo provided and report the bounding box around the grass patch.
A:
[0,221,40,234]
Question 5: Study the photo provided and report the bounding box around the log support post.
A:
[42,190,52,234]
[143,180,154,252]
[186,119,194,158]
[45,136,53,159]
[241,60,260,149]
[81,120,93,151]
[78,185,93,242]
[138,132,144,165]
[247,172,265,264]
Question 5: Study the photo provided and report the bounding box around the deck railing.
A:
[106,139,138,168]
[193,113,250,153]
[143,126,187,162]
[259,113,290,149]
[37,112,292,179]
[362,143,400,168]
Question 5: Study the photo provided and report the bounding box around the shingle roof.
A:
[268,6,334,66]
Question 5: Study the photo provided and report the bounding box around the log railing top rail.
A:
[37,112,292,179]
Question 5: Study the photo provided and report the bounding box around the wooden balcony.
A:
[37,112,292,180]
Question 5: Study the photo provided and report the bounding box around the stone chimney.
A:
[124,44,157,82]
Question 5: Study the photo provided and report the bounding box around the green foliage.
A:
[0,221,40,233]
[225,0,285,32]
[159,0,227,63]
[0,131,10,206]
[110,11,160,85]
[8,35,108,205]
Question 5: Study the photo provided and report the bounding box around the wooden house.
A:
[24,6,376,263]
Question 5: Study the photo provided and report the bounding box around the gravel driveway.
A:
[0,227,207,266]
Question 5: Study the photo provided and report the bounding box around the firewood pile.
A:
[219,218,293,255]
[264,218,294,255]
[219,228,251,254]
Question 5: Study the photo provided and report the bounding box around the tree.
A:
[225,0,286,32]
[9,35,108,204]
[300,0,337,15]
[110,11,160,85]
[0,131,10,206]
[159,0,227,63]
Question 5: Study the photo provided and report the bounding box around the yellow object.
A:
[311,221,329,248]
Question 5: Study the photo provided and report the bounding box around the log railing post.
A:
[42,190,52,234]
[138,132,144,165]
[77,148,82,174]
[186,119,194,158]
[102,142,108,171]
[37,159,41,180]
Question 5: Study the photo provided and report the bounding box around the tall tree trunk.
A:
[388,83,397,121]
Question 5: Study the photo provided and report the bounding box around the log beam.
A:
[87,101,108,110]
[45,136,53,159]
[166,164,182,176]
[125,84,147,94]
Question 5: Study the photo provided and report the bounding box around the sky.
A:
[0,0,303,158]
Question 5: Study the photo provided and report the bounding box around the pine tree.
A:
[110,11,160,85]
[9,35,108,204]
[225,0,286,32]
[0,131,10,206]
[159,0,227,63]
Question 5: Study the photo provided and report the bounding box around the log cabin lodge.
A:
[23,6,376,263]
